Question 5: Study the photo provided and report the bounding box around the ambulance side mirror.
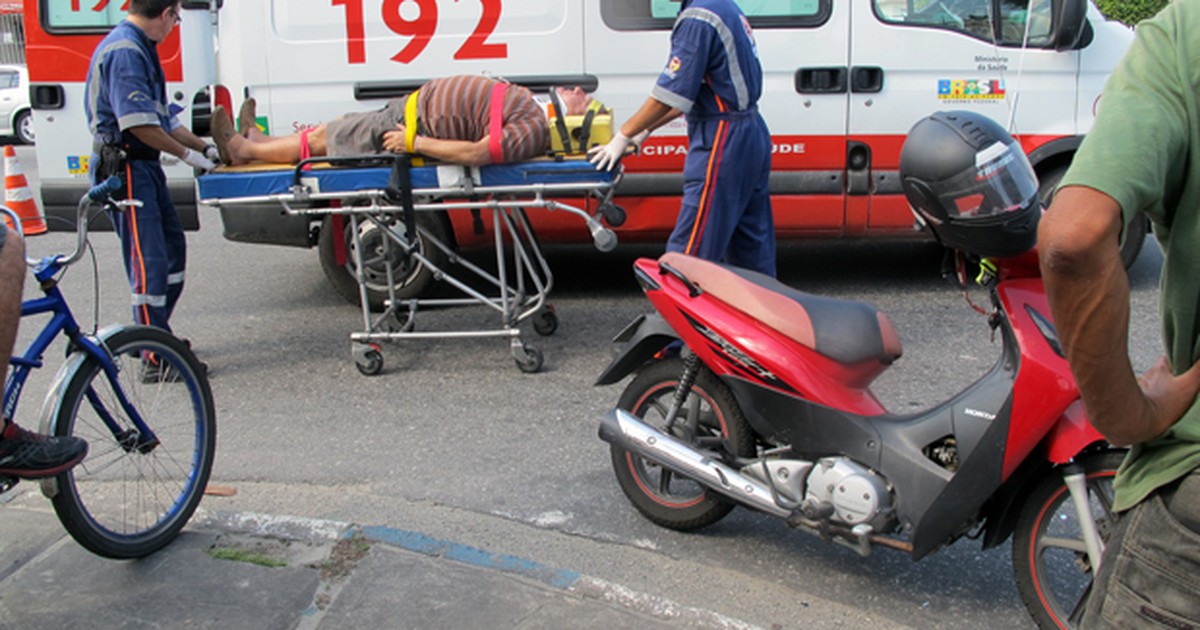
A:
[1049,0,1092,51]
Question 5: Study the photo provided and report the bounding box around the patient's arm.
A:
[381,126,492,166]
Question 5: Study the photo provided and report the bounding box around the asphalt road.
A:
[2,144,1166,628]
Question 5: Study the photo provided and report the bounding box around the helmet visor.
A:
[929,141,1038,221]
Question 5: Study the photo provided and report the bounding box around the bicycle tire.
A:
[46,326,215,559]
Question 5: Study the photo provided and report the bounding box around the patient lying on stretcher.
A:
[211,75,605,168]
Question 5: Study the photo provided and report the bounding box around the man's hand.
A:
[180,148,215,173]
[381,123,409,154]
[589,132,632,171]
[1129,356,1200,446]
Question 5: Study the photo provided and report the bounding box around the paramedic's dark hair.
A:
[130,0,179,19]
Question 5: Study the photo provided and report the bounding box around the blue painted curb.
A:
[352,524,583,590]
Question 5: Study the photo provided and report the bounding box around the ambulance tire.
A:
[317,210,452,311]
[1037,163,1147,270]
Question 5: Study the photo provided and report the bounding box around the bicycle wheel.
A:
[45,326,215,559]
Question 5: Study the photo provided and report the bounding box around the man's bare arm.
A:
[1039,185,1200,445]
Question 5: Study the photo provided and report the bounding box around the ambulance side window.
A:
[876,0,1054,46]
[600,0,830,30]
[40,0,126,33]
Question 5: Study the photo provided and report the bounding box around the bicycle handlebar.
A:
[8,175,144,269]
[88,175,124,202]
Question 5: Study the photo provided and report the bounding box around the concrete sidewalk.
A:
[0,505,758,630]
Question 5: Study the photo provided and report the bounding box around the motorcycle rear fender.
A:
[594,313,679,386]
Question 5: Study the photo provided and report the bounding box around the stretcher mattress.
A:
[197,157,615,201]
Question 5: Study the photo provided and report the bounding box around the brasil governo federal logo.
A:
[938,79,1006,101]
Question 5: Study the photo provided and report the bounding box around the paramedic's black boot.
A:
[141,356,207,384]
[0,420,88,479]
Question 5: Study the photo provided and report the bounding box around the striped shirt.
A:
[417,76,549,163]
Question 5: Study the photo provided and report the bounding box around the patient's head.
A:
[555,86,606,116]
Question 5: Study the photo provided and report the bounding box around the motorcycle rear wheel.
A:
[1011,450,1124,629]
[611,358,755,531]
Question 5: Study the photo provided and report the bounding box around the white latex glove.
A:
[202,143,222,164]
[588,131,631,172]
[630,129,651,153]
[181,147,216,173]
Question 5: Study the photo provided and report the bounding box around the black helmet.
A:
[900,111,1040,257]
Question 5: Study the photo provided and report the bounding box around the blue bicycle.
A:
[1,177,215,559]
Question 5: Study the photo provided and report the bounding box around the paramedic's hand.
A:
[630,130,651,154]
[589,132,631,171]
[181,148,216,173]
[203,143,222,165]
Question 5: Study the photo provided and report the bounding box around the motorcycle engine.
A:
[802,457,894,531]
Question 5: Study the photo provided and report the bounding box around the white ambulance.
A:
[24,0,1138,305]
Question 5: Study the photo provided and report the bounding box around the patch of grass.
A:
[209,546,288,568]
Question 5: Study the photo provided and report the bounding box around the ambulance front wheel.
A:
[318,210,452,311]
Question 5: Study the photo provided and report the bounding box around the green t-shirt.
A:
[1060,1,1200,512]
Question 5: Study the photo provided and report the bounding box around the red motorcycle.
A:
[596,111,1121,629]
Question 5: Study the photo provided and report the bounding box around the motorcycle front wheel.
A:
[610,358,755,531]
[1011,450,1124,629]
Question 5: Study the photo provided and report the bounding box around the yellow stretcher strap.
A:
[404,89,424,166]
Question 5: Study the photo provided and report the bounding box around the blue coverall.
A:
[656,0,776,277]
[85,20,187,332]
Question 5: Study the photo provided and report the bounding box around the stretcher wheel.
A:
[599,202,626,227]
[533,307,558,336]
[355,346,384,376]
[515,346,544,374]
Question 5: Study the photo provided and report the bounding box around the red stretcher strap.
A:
[299,127,313,170]
[488,82,508,164]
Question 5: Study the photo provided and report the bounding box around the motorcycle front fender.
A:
[594,313,679,386]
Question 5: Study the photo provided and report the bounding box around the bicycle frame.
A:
[3,241,157,453]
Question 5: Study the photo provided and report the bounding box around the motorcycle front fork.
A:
[1063,462,1106,572]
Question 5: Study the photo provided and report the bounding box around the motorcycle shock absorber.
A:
[663,352,702,439]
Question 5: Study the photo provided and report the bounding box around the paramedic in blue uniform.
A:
[85,0,218,336]
[590,0,775,277]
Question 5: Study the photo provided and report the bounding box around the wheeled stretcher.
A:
[197,155,622,374]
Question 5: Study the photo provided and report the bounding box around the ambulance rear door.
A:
[586,0,852,239]
[232,1,585,138]
[847,0,1082,236]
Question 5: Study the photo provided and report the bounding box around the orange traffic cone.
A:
[3,145,46,236]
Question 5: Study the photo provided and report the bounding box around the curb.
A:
[196,509,760,629]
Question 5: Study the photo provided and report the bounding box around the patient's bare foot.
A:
[210,106,242,166]
[238,98,260,138]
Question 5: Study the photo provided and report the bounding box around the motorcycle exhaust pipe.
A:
[599,408,792,519]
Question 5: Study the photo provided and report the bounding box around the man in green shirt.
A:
[1039,1,1200,624]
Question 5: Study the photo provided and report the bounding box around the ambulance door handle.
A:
[850,67,884,93]
[795,67,847,94]
[30,84,65,110]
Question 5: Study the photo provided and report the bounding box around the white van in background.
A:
[24,0,1138,304]
[0,64,34,144]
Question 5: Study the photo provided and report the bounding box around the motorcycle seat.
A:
[660,253,903,365]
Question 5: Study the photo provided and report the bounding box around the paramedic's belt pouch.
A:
[94,144,126,181]
[550,112,613,155]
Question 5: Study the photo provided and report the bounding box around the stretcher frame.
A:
[198,154,622,374]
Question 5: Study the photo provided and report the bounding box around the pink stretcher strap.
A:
[299,128,313,170]
[488,82,508,164]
